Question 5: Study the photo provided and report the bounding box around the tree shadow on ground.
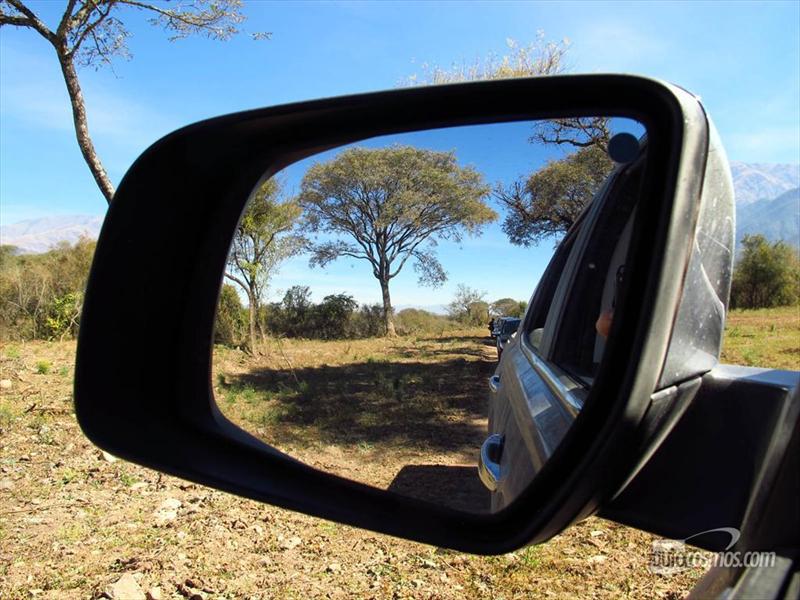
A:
[419,334,495,347]
[222,355,495,454]
[387,344,490,360]
[388,464,491,513]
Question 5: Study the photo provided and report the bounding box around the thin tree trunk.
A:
[379,277,397,337]
[55,46,116,204]
[247,290,259,354]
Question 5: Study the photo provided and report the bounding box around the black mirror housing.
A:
[74,75,724,553]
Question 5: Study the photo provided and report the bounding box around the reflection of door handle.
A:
[478,433,504,491]
[488,374,501,393]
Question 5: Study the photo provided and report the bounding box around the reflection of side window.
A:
[553,155,645,383]
[524,212,584,352]
[523,167,619,354]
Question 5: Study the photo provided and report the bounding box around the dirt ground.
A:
[7,311,787,598]
[213,331,497,512]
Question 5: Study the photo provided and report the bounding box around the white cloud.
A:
[570,19,669,73]
[0,44,179,158]
[723,127,800,164]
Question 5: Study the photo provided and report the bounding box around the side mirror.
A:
[74,75,734,553]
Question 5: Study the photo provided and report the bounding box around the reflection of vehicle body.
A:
[483,140,648,511]
[495,317,520,359]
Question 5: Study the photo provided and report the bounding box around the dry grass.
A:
[721,306,799,369]
[5,307,795,599]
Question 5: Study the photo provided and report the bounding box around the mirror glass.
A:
[213,116,647,514]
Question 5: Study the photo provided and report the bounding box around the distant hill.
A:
[729,162,799,206]
[395,304,448,315]
[736,187,800,249]
[0,214,103,254]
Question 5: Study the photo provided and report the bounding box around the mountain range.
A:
[729,162,799,206]
[1,214,103,254]
[737,187,800,249]
[730,162,799,249]
[1,162,798,254]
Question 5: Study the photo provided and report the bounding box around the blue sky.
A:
[1,1,799,306]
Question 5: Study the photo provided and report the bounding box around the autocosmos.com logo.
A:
[648,527,776,575]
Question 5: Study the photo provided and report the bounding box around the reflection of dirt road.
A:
[216,330,496,512]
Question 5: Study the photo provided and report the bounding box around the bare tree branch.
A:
[56,0,80,37]
[223,271,248,293]
[119,0,245,41]
[0,13,34,27]
[67,3,114,59]
[2,0,55,41]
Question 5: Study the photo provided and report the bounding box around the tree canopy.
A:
[406,36,567,85]
[298,145,496,336]
[497,145,613,246]
[490,297,527,318]
[730,234,800,309]
[447,284,490,325]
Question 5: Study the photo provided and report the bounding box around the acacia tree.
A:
[407,35,610,154]
[298,146,495,336]
[490,297,527,318]
[0,0,265,204]
[406,36,567,85]
[224,179,303,352]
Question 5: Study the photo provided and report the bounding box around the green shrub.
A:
[45,291,83,340]
[266,287,386,340]
[0,238,95,340]
[395,308,458,335]
[215,284,247,347]
[730,235,800,309]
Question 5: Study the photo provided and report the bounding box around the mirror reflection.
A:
[213,116,647,514]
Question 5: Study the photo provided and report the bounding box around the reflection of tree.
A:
[531,117,612,152]
[497,145,614,247]
[225,179,303,353]
[298,146,495,337]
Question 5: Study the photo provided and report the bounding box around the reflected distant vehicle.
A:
[495,317,521,359]
[489,317,499,338]
[491,316,513,339]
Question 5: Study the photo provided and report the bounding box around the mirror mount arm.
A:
[602,366,800,555]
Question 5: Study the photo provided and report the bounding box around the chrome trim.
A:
[520,335,585,416]
[478,433,504,491]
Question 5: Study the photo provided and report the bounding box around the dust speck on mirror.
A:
[212,116,647,514]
